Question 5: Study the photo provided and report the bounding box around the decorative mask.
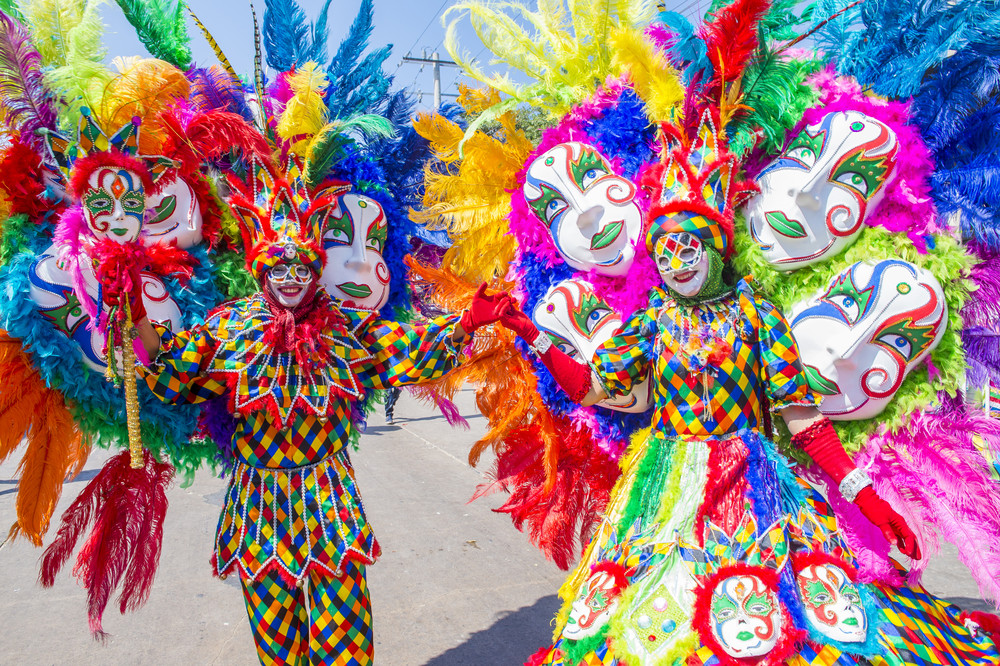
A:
[533,279,653,412]
[266,262,315,309]
[654,232,712,299]
[795,562,867,643]
[745,111,899,269]
[789,259,947,420]
[709,574,783,658]
[81,167,145,243]
[320,193,391,309]
[142,177,203,248]
[523,142,642,276]
[564,566,625,640]
[29,246,181,370]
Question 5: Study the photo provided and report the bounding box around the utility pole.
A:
[400,51,460,109]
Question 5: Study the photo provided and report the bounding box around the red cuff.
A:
[791,417,855,486]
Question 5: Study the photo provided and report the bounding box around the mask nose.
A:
[344,243,369,270]
[577,205,604,235]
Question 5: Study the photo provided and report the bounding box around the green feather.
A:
[0,0,25,21]
[112,0,191,69]
[303,114,395,188]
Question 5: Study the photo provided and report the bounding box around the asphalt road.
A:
[0,388,993,665]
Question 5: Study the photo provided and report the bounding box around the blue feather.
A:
[263,0,332,71]
[657,10,713,85]
[187,66,253,120]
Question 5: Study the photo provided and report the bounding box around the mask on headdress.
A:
[789,259,947,420]
[142,178,204,248]
[532,279,653,412]
[745,111,899,269]
[643,111,755,299]
[42,108,177,244]
[523,142,643,276]
[227,159,350,306]
[319,193,391,310]
[678,515,796,663]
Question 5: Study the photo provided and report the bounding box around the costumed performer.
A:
[492,108,999,665]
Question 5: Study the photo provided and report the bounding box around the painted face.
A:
[533,279,653,412]
[710,575,783,658]
[564,569,622,640]
[654,232,711,298]
[745,111,899,269]
[790,259,946,420]
[266,263,314,309]
[142,177,203,248]
[796,563,867,643]
[524,142,642,276]
[320,193,390,309]
[81,167,145,242]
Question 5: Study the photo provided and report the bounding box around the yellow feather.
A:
[276,62,329,156]
[95,58,190,154]
[609,27,684,121]
[410,85,531,284]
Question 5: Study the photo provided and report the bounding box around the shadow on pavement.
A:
[946,596,995,613]
[423,595,561,666]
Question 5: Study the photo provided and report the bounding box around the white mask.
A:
[796,563,868,643]
[532,279,653,412]
[319,193,390,309]
[29,244,182,370]
[563,569,622,640]
[745,111,899,269]
[142,177,203,248]
[655,232,711,298]
[81,167,145,243]
[266,263,314,309]
[710,574,783,658]
[789,259,947,420]
[524,142,643,276]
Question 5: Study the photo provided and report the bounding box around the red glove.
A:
[496,297,592,402]
[793,418,921,560]
[459,283,507,334]
[101,270,147,323]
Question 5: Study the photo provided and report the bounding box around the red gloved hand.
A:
[101,270,147,323]
[496,297,592,402]
[459,283,507,334]
[793,418,921,560]
[853,486,921,560]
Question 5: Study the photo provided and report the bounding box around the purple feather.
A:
[964,250,1000,327]
[857,408,1000,605]
[199,397,238,472]
[0,11,56,152]
[186,65,252,120]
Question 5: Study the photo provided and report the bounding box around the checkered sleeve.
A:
[139,322,228,404]
[354,314,467,389]
[593,307,656,397]
[756,296,820,410]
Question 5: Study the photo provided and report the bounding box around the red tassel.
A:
[40,449,174,639]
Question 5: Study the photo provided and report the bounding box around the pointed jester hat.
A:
[226,156,350,281]
[642,108,757,261]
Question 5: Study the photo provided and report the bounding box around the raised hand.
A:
[459,283,509,333]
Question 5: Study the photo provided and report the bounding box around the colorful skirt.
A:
[531,429,999,666]
[214,447,380,584]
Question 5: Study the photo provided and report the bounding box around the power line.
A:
[393,0,450,74]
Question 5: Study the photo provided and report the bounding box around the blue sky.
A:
[99,0,706,112]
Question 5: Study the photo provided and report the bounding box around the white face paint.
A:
[319,193,390,309]
[710,575,783,658]
[532,279,653,412]
[654,232,711,298]
[796,563,868,643]
[266,263,314,309]
[524,142,643,276]
[28,243,181,370]
[563,569,622,640]
[745,111,899,269]
[142,177,203,248]
[81,167,145,243]
[789,259,947,420]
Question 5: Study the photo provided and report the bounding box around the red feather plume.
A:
[40,449,174,638]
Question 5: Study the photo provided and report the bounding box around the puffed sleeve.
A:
[593,304,658,398]
[139,322,228,404]
[352,313,469,390]
[754,295,820,411]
